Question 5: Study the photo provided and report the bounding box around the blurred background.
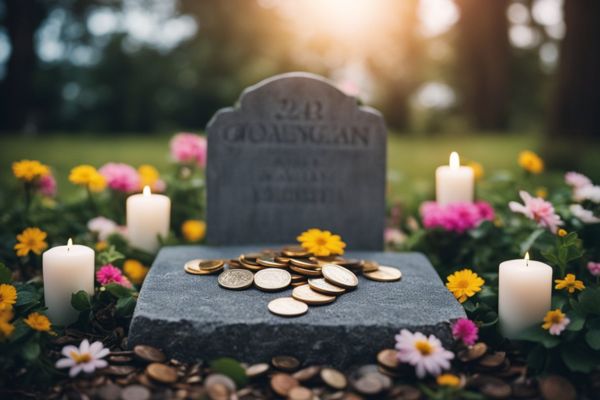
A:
[0,0,599,201]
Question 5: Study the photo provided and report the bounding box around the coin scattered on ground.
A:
[320,367,347,390]
[133,345,166,363]
[145,363,177,384]
[288,386,313,400]
[376,349,399,370]
[322,263,359,289]
[246,363,270,378]
[270,373,299,397]
[254,268,292,291]
[267,297,308,317]
[184,259,221,275]
[363,265,402,282]
[217,269,254,290]
[292,366,321,382]
[292,284,336,305]
[120,385,150,400]
[198,259,225,271]
[272,355,300,371]
[308,278,346,295]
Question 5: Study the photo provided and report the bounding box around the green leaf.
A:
[71,290,92,311]
[209,357,248,387]
[526,345,546,372]
[115,296,136,317]
[105,283,134,298]
[575,287,600,315]
[97,246,125,265]
[520,229,544,255]
[517,326,560,348]
[0,263,12,283]
[566,311,585,332]
[560,342,600,373]
[22,339,41,361]
[585,329,600,350]
[15,287,41,308]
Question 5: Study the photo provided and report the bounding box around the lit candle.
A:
[127,186,171,253]
[498,252,553,337]
[43,239,94,326]
[435,152,474,205]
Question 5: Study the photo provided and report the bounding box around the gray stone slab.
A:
[129,246,465,367]
[206,72,387,250]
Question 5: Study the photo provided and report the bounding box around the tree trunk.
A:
[455,0,511,131]
[549,0,600,138]
[0,0,47,133]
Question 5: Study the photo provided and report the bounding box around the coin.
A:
[288,386,313,400]
[246,363,270,378]
[291,281,308,287]
[268,297,308,317]
[361,260,380,272]
[376,349,399,370]
[270,373,299,397]
[184,259,219,275]
[282,246,311,257]
[289,265,322,277]
[227,259,242,268]
[239,257,263,271]
[133,345,166,363]
[145,363,177,384]
[292,366,320,382]
[322,263,358,289]
[308,278,346,295]
[199,259,225,271]
[257,256,288,268]
[458,342,487,362]
[363,266,402,282]
[292,284,336,305]
[217,269,254,290]
[272,355,300,371]
[290,258,321,269]
[320,367,347,390]
[254,268,291,291]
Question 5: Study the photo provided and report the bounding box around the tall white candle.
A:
[435,152,474,205]
[43,239,94,326]
[498,253,553,337]
[127,186,171,253]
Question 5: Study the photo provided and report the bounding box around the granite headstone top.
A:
[206,72,387,250]
[128,246,466,367]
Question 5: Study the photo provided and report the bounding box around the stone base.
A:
[128,246,464,367]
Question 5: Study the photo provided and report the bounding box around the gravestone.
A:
[129,246,466,367]
[206,72,386,250]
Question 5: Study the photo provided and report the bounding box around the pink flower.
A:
[574,185,600,203]
[509,191,563,233]
[170,133,207,168]
[37,174,57,197]
[384,228,406,245]
[96,264,132,288]
[99,163,140,193]
[395,330,454,378]
[565,172,592,189]
[570,204,600,224]
[452,318,479,346]
[588,262,600,277]
[420,201,495,233]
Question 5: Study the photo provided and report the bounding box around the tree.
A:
[454,0,511,131]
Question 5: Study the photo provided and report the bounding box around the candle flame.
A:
[143,185,151,196]
[525,251,529,266]
[67,238,73,251]
[449,152,460,169]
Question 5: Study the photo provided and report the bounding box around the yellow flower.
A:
[12,160,49,182]
[124,259,149,285]
[297,228,346,256]
[24,312,52,332]
[555,274,585,294]
[138,164,161,190]
[536,187,548,199]
[69,165,106,192]
[0,308,14,322]
[0,319,14,340]
[14,227,48,257]
[95,241,108,251]
[467,161,484,181]
[0,284,17,311]
[446,269,485,303]
[518,150,544,174]
[557,229,567,237]
[542,309,569,335]
[437,373,461,387]
[181,220,206,242]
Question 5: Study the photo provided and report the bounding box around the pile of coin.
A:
[184,245,402,317]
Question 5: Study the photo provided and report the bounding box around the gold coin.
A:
[218,269,254,290]
[308,278,346,295]
[254,268,292,291]
[292,284,336,305]
[199,259,225,271]
[268,297,308,317]
[289,265,322,277]
[239,258,263,271]
[291,281,308,287]
[320,367,347,390]
[257,257,288,268]
[227,259,242,268]
[282,246,311,258]
[290,274,306,282]
[184,259,219,275]
[361,260,380,272]
[363,266,402,282]
[322,263,358,289]
[290,258,320,269]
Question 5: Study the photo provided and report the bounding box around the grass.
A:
[1,132,599,205]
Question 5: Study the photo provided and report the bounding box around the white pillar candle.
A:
[43,239,94,326]
[435,152,474,205]
[127,186,171,253]
[498,253,553,337]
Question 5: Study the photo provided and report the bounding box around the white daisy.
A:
[395,329,454,378]
[570,204,600,224]
[55,339,109,377]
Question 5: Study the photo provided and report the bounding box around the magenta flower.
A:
[384,227,406,245]
[588,262,600,277]
[509,191,563,233]
[99,163,140,193]
[170,132,207,168]
[452,318,479,346]
[37,174,57,197]
[96,264,132,288]
[565,172,592,189]
[420,201,495,233]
